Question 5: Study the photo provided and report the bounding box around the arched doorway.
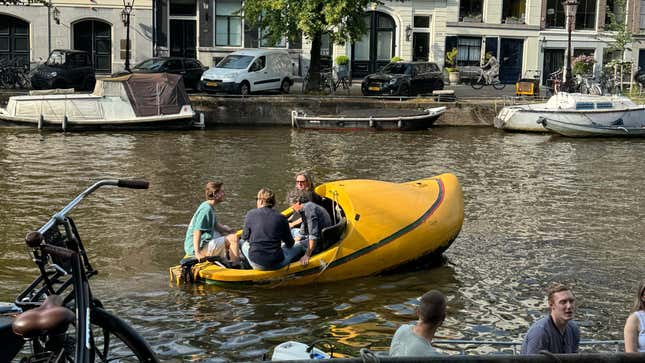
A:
[73,20,112,74]
[0,15,29,65]
[351,11,396,78]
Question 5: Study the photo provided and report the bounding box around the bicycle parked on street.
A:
[301,68,336,94]
[0,179,158,362]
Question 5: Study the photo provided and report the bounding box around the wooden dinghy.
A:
[171,173,464,287]
[291,107,446,131]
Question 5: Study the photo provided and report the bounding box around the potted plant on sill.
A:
[335,55,350,79]
[390,56,403,63]
[445,47,459,85]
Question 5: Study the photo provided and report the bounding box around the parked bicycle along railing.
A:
[301,67,352,95]
[0,179,158,363]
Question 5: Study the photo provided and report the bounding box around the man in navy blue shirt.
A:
[240,188,300,270]
[521,284,580,354]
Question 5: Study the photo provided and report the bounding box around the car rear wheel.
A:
[280,79,291,94]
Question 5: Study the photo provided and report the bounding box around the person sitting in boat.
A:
[239,188,301,270]
[288,171,324,229]
[183,181,240,265]
[288,190,332,266]
[479,52,500,84]
[389,290,446,356]
[520,283,580,354]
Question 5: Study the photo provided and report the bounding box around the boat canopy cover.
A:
[93,73,190,117]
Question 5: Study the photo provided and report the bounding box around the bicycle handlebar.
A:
[36,179,149,235]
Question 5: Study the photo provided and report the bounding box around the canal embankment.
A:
[0,84,539,127]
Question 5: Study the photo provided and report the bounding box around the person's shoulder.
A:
[527,316,550,333]
[567,320,581,334]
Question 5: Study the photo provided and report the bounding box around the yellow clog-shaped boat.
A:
[194,173,463,287]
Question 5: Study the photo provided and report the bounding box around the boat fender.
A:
[397,119,402,128]
[38,115,44,130]
[62,116,68,132]
[369,116,374,128]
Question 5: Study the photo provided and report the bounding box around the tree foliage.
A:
[604,0,632,58]
[243,0,378,91]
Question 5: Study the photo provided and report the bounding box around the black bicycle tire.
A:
[471,78,484,90]
[90,307,158,363]
[492,81,506,90]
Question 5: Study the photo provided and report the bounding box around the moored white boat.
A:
[494,92,645,132]
[538,117,645,137]
[291,107,446,131]
[0,73,200,131]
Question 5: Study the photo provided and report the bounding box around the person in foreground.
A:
[288,190,332,266]
[389,290,446,356]
[240,188,300,270]
[183,181,240,264]
[520,283,580,354]
[624,280,645,352]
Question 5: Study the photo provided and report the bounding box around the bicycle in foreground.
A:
[0,179,158,362]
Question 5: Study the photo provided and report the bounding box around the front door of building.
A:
[499,38,523,83]
[351,11,396,78]
[412,33,429,61]
[74,20,112,74]
[0,15,29,65]
[170,20,196,59]
[543,49,565,85]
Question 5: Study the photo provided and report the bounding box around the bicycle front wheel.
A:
[90,307,158,362]
[492,81,506,90]
[471,78,484,90]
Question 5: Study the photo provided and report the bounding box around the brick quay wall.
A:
[191,95,509,127]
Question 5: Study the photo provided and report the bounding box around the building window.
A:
[575,0,596,30]
[259,27,286,47]
[502,0,526,24]
[456,37,481,66]
[459,0,483,22]
[170,0,196,16]
[413,15,430,28]
[641,0,645,29]
[215,0,242,46]
[545,0,565,28]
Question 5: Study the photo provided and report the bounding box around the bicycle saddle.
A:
[12,295,74,338]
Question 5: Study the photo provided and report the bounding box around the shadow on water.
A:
[1,126,644,360]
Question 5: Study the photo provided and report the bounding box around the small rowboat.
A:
[538,117,645,137]
[172,173,464,287]
[291,107,446,131]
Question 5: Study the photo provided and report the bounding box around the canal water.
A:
[0,126,643,361]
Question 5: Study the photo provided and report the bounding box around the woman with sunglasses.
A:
[289,171,323,228]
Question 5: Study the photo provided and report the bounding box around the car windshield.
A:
[380,63,411,75]
[216,55,254,69]
[133,59,166,71]
[46,51,66,66]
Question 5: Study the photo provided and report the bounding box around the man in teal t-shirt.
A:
[183,181,239,263]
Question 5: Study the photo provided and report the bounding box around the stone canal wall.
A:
[190,95,504,127]
[0,91,506,127]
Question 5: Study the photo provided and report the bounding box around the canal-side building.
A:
[0,0,153,74]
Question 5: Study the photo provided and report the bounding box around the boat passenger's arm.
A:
[299,239,315,266]
[193,230,205,260]
[624,313,639,352]
[215,222,234,235]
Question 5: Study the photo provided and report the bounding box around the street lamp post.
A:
[562,0,578,93]
[121,0,135,72]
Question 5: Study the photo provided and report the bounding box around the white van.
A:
[200,49,294,95]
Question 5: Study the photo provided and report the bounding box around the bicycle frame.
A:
[7,179,149,362]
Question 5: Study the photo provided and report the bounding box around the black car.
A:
[113,57,208,90]
[30,49,96,91]
[361,62,444,96]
